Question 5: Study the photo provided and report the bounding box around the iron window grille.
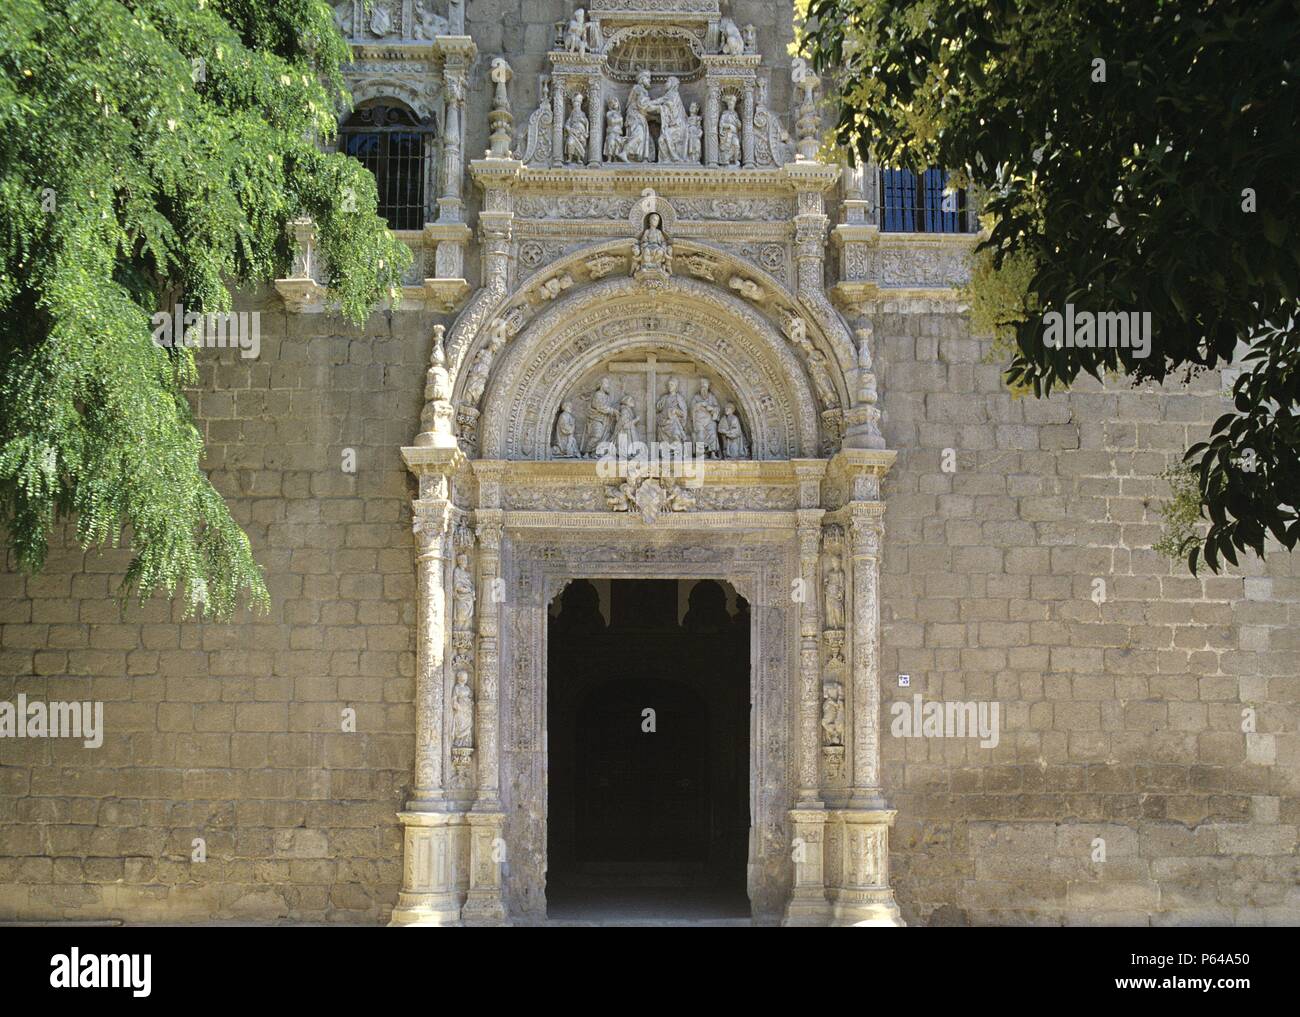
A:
[879,167,967,233]
[339,103,435,231]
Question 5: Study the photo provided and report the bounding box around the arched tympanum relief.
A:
[475,276,822,460]
[444,235,859,410]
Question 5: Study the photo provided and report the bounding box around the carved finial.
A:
[487,58,514,159]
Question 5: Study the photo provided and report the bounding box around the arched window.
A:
[880,167,967,233]
[339,102,436,230]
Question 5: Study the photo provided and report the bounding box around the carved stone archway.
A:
[387,0,902,928]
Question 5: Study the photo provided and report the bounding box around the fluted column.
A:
[704,83,721,168]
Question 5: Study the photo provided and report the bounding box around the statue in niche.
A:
[655,77,690,164]
[604,96,625,161]
[552,400,580,458]
[453,553,475,632]
[463,328,504,405]
[823,554,845,630]
[582,376,619,454]
[565,92,589,164]
[622,70,657,163]
[614,395,641,446]
[685,102,703,164]
[718,94,742,167]
[821,682,844,746]
[565,8,588,54]
[451,670,474,749]
[807,348,840,408]
[718,402,748,459]
[718,16,744,55]
[690,378,722,458]
[655,375,690,444]
[412,0,448,39]
[631,212,673,279]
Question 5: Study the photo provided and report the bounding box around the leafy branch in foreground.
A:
[0,0,410,617]
[801,0,1300,571]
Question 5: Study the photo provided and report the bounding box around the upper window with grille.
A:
[880,168,968,233]
[339,102,435,231]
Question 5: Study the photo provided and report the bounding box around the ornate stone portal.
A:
[385,0,906,927]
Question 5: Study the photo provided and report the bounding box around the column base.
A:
[389,809,467,927]
[461,810,510,926]
[388,893,463,927]
[830,888,905,927]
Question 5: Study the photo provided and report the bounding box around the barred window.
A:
[339,103,435,231]
[880,168,967,233]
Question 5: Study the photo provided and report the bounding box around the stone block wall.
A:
[0,290,438,922]
[875,299,1299,926]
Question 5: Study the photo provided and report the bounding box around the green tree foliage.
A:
[802,0,1300,572]
[0,0,409,616]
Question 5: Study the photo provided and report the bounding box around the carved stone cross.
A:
[608,352,695,441]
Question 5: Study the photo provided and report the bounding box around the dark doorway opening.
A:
[546,578,751,922]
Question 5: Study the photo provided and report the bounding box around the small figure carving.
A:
[585,253,623,279]
[821,682,844,746]
[718,94,742,167]
[622,70,657,163]
[807,349,840,408]
[453,553,476,632]
[655,375,690,444]
[603,96,625,161]
[412,0,448,39]
[729,275,764,302]
[552,399,580,458]
[719,16,744,55]
[823,554,845,630]
[690,378,722,458]
[538,273,573,300]
[564,8,588,54]
[582,376,619,454]
[631,212,673,281]
[683,252,718,281]
[718,402,748,459]
[742,24,757,54]
[787,315,809,348]
[564,92,589,164]
[451,669,474,749]
[685,102,703,164]
[655,77,690,164]
[463,328,505,405]
[613,395,641,446]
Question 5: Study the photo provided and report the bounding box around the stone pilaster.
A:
[741,82,756,169]
[704,83,720,168]
[390,446,468,926]
[551,77,566,169]
[783,808,831,926]
[821,449,904,926]
[436,36,476,223]
[587,78,604,167]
